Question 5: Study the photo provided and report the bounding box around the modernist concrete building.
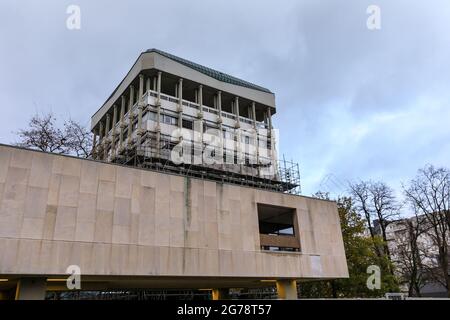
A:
[0,49,348,300]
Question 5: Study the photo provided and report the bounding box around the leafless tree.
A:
[349,181,375,236]
[403,165,450,297]
[64,119,92,158]
[391,212,429,296]
[16,113,67,153]
[15,112,92,158]
[349,180,400,261]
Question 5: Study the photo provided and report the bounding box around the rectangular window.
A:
[257,204,300,252]
[163,114,177,126]
[182,119,193,130]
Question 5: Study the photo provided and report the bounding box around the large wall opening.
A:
[257,203,300,252]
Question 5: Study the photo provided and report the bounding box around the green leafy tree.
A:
[300,196,398,298]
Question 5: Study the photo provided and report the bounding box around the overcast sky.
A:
[1,0,449,197]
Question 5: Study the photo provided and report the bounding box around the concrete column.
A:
[127,85,135,146]
[156,72,162,156]
[251,102,260,176]
[252,102,257,129]
[276,280,297,300]
[92,128,97,159]
[139,74,144,100]
[217,91,222,123]
[157,71,162,104]
[178,78,183,108]
[119,96,125,152]
[212,288,229,300]
[111,105,117,158]
[104,113,111,160]
[198,85,203,116]
[146,77,151,92]
[196,85,204,147]
[15,278,46,300]
[267,107,272,132]
[153,76,157,91]
[177,78,183,130]
[138,75,145,148]
[216,91,223,165]
[98,121,104,160]
[234,97,240,128]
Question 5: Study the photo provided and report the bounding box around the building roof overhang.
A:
[91,49,276,130]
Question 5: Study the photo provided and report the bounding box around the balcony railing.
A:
[146,90,268,126]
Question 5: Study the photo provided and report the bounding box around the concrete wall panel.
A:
[0,145,348,280]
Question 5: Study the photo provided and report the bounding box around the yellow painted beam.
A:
[276,280,297,300]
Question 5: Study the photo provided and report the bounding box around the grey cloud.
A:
[0,0,449,197]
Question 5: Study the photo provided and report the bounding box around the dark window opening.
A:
[182,119,193,130]
[257,203,300,252]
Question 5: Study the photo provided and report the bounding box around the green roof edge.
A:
[146,49,273,94]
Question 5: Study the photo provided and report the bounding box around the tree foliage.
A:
[349,181,400,262]
[300,196,398,298]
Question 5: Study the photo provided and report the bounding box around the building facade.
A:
[0,50,348,300]
[375,217,449,297]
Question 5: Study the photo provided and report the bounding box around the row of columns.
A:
[6,278,297,300]
[92,71,273,161]
[93,71,162,160]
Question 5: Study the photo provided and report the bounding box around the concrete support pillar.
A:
[233,97,241,172]
[196,85,204,148]
[119,96,125,152]
[146,77,151,92]
[138,75,145,148]
[156,71,162,156]
[92,129,97,159]
[111,105,117,158]
[139,74,144,100]
[217,91,222,120]
[267,107,272,132]
[98,121,104,160]
[177,78,183,131]
[104,113,111,160]
[178,78,183,106]
[276,280,297,300]
[127,85,135,147]
[217,91,223,167]
[212,288,229,300]
[251,102,260,176]
[15,278,46,300]
[252,102,257,129]
[198,85,203,115]
[234,96,240,128]
[266,107,273,165]
[153,76,157,91]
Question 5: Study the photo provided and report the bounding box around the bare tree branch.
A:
[14,112,92,158]
[403,165,450,297]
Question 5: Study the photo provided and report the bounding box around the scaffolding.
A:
[109,136,301,195]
